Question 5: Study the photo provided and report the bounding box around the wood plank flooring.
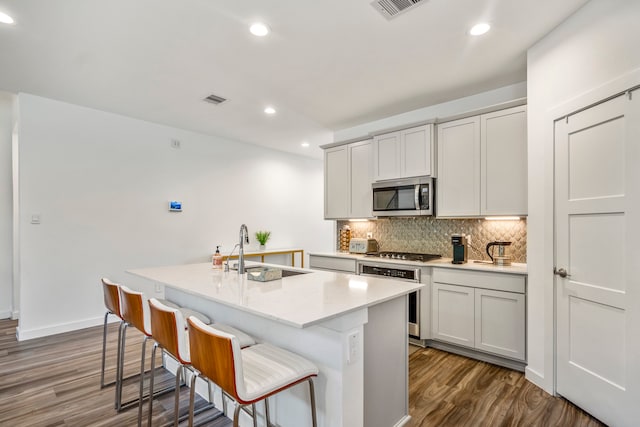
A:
[0,319,605,426]
[408,347,605,427]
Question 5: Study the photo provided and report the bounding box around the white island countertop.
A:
[127,262,423,328]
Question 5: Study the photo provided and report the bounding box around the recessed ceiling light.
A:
[250,22,270,37]
[0,12,14,24]
[469,22,491,36]
[301,142,310,148]
[264,106,276,115]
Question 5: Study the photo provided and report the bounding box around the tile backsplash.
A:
[337,217,527,263]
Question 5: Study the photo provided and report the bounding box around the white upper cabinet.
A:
[436,116,481,217]
[480,106,528,216]
[324,139,373,219]
[373,124,435,181]
[324,145,349,219]
[437,105,527,217]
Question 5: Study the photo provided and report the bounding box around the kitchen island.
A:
[128,262,423,427]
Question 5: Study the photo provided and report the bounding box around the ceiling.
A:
[0,0,589,159]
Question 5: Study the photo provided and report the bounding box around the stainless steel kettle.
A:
[486,241,512,266]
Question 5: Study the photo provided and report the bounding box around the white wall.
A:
[0,92,15,319]
[16,93,333,340]
[526,0,640,392]
[334,82,526,141]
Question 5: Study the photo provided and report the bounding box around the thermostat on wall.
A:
[169,201,182,212]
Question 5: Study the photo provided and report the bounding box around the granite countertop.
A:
[127,261,423,328]
[309,252,528,275]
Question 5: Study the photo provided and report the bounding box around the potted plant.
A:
[255,230,271,250]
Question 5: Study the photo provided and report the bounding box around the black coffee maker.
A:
[451,234,468,264]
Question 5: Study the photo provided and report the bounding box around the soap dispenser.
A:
[212,246,223,269]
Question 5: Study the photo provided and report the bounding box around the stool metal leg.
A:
[115,322,128,411]
[188,372,198,427]
[264,398,271,427]
[100,311,110,389]
[147,343,159,427]
[308,378,318,427]
[136,335,150,427]
[173,363,183,427]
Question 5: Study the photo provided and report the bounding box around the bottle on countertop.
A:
[212,245,223,269]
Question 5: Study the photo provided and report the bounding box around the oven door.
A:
[358,262,421,337]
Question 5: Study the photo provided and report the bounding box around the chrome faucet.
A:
[238,224,249,274]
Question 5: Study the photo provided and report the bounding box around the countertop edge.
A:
[309,252,528,275]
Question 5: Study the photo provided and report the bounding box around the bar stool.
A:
[186,316,319,427]
[147,299,256,426]
[101,278,125,390]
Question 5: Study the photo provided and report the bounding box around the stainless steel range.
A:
[358,252,441,338]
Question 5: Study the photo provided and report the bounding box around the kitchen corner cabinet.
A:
[373,124,435,181]
[436,105,527,217]
[324,139,373,219]
[431,268,526,361]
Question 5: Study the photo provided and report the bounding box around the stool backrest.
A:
[149,298,190,364]
[187,316,245,402]
[101,278,122,318]
[119,286,151,336]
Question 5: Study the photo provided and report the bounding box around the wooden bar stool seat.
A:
[187,316,319,427]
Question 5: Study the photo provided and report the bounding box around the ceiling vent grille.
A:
[371,0,425,19]
[203,94,227,105]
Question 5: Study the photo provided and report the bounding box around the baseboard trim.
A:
[525,366,553,395]
[426,340,527,372]
[11,310,19,320]
[0,309,11,320]
[16,315,106,341]
[394,415,412,427]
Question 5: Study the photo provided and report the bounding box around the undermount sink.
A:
[280,269,308,277]
[243,265,309,281]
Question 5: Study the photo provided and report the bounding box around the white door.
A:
[555,91,640,426]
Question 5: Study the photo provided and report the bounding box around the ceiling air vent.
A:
[203,94,227,105]
[371,0,426,19]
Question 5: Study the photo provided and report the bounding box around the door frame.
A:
[547,68,640,396]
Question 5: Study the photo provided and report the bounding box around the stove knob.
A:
[402,255,407,260]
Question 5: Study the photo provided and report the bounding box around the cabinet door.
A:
[324,146,349,219]
[373,132,401,181]
[349,139,373,218]
[401,124,434,178]
[431,282,475,348]
[436,117,481,216]
[481,106,528,216]
[474,288,525,360]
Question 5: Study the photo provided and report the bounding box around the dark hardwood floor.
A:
[0,319,605,426]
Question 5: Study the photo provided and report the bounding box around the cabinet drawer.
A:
[432,268,525,294]
[309,255,357,273]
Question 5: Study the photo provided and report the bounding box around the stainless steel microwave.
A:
[372,177,434,216]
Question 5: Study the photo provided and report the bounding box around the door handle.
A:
[553,267,570,278]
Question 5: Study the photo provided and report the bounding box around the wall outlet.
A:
[347,330,359,364]
[170,138,181,149]
[155,284,162,293]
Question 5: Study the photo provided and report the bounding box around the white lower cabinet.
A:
[431,268,526,361]
[474,288,525,360]
[431,283,475,347]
